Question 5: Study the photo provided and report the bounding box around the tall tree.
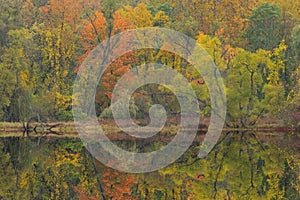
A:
[247,2,282,51]
[290,25,300,67]
[226,49,266,127]
[0,0,23,55]
[0,28,36,121]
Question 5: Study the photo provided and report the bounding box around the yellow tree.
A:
[260,41,287,117]
[118,3,153,28]
[38,0,83,119]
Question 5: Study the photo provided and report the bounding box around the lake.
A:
[0,131,299,200]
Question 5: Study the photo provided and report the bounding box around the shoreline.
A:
[0,121,298,137]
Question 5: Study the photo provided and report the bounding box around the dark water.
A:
[0,132,299,200]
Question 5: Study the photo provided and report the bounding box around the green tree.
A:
[226,49,266,127]
[0,65,16,120]
[0,0,23,55]
[247,2,282,51]
[0,28,36,121]
[290,25,300,67]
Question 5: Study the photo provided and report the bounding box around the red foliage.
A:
[78,10,138,106]
[39,0,83,30]
[102,168,138,200]
[78,11,107,65]
[73,186,99,200]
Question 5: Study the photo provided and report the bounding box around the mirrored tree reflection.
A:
[0,132,298,199]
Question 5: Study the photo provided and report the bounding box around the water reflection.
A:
[0,132,299,199]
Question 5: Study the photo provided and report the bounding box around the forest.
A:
[0,0,299,128]
[0,1,300,200]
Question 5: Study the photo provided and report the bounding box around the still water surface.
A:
[0,131,299,200]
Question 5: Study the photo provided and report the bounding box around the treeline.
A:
[0,0,299,127]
